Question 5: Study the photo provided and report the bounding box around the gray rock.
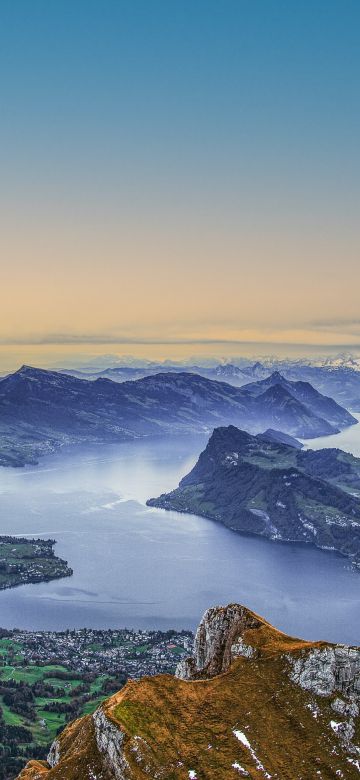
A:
[93,708,129,780]
[287,645,360,698]
[47,739,60,767]
[332,697,359,717]
[176,603,261,679]
[330,718,355,745]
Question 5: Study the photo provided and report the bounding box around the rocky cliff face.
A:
[17,604,360,779]
[176,604,262,680]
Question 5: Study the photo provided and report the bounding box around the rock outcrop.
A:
[16,603,360,779]
[93,709,129,779]
[287,644,360,698]
[176,604,261,679]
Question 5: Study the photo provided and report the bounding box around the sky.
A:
[1,0,360,370]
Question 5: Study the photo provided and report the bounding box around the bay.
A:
[0,425,359,644]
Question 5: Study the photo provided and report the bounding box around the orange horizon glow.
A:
[1,3,359,374]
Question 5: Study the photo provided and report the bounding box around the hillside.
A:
[148,425,360,567]
[238,370,356,431]
[17,603,360,779]
[0,626,191,780]
[61,359,360,409]
[0,366,355,467]
[241,361,360,411]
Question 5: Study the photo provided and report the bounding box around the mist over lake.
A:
[303,412,360,455]
[0,425,360,645]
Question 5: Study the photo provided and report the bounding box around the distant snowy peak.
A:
[261,353,360,372]
[321,353,360,371]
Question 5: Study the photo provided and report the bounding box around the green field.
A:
[0,637,120,780]
[0,661,110,745]
[0,626,190,778]
[0,536,72,590]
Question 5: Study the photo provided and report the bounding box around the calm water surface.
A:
[0,424,359,643]
[303,412,360,455]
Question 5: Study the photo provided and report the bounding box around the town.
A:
[5,624,194,677]
[0,624,194,779]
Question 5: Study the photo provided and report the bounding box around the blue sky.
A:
[1,1,360,369]
[2,1,359,185]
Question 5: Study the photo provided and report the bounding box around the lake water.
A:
[0,424,360,645]
[302,412,360,455]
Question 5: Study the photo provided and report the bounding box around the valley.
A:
[1,382,360,777]
[2,364,360,776]
[0,626,192,779]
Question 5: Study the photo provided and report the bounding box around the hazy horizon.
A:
[2,345,360,375]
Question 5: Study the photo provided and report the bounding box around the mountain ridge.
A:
[58,357,360,409]
[0,366,356,467]
[17,603,360,779]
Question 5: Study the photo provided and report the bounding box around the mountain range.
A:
[60,356,360,410]
[60,362,253,386]
[247,361,360,412]
[148,424,360,567]
[0,365,356,467]
[17,602,360,779]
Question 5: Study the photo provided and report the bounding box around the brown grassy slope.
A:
[17,607,360,780]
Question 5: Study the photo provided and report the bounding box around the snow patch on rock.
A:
[233,729,272,778]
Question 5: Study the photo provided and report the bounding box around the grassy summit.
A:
[17,603,360,779]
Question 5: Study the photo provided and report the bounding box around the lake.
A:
[302,412,360,455]
[0,422,360,645]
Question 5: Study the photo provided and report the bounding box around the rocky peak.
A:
[16,604,360,780]
[176,603,262,679]
[268,370,285,382]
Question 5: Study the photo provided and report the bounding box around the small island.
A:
[0,536,73,590]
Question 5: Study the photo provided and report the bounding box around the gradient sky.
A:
[1,1,360,370]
